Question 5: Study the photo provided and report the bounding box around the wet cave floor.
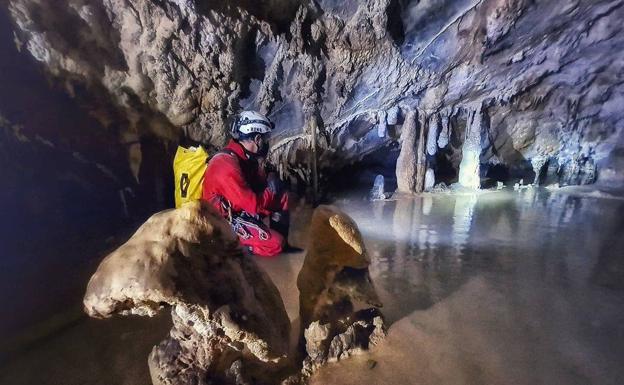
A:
[1,188,624,385]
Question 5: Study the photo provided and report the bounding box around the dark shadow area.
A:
[0,312,172,385]
[0,8,173,353]
[194,0,304,34]
[434,147,459,185]
[592,205,624,290]
[387,0,407,46]
[325,142,400,198]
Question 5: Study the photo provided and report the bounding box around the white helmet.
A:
[231,110,274,139]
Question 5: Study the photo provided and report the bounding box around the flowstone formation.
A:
[83,201,291,385]
[297,205,386,376]
[6,0,624,190]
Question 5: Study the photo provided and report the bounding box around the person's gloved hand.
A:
[264,161,277,174]
[267,172,283,196]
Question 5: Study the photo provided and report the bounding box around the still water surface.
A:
[1,189,623,385]
[312,189,624,385]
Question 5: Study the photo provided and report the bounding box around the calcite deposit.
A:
[297,205,385,376]
[83,202,384,384]
[5,0,624,191]
[83,201,291,385]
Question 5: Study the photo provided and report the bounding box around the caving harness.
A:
[210,148,270,241]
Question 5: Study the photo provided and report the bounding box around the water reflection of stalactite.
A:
[419,195,439,263]
[540,192,583,229]
[410,197,423,259]
[416,196,447,302]
[451,194,478,259]
[349,188,624,352]
[393,197,414,268]
[372,199,385,221]
[560,195,582,225]
[368,200,388,279]
[472,193,519,245]
[411,197,429,292]
[422,195,433,216]
[380,196,435,320]
[531,193,582,287]
[592,205,624,289]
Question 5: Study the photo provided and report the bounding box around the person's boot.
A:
[270,211,302,253]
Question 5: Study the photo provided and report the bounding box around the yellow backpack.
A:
[173,145,209,208]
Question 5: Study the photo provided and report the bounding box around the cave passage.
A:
[2,0,624,384]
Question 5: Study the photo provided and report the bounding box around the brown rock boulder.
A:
[296,205,385,375]
[83,201,291,385]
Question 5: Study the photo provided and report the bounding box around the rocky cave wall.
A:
[0,6,172,346]
[4,0,624,191]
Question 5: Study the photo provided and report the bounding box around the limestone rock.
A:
[395,110,419,194]
[369,174,386,201]
[424,168,435,191]
[83,201,291,385]
[297,205,385,376]
[326,309,385,361]
[6,0,624,189]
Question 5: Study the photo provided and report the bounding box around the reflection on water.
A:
[321,189,624,385]
[2,189,623,385]
[339,190,624,320]
[451,194,476,257]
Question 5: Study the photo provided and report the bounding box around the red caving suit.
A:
[202,140,288,257]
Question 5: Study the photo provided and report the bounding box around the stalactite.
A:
[386,106,400,125]
[7,0,624,189]
[427,114,440,156]
[377,110,387,138]
[423,114,440,191]
[438,112,450,149]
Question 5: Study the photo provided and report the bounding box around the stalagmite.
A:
[531,156,547,185]
[396,110,419,193]
[83,202,291,385]
[370,174,386,201]
[425,168,436,191]
[458,107,484,189]
[297,206,385,376]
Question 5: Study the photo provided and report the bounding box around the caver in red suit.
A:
[202,112,289,257]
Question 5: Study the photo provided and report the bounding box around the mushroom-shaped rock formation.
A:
[296,205,385,375]
[83,201,291,385]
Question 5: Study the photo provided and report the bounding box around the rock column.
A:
[415,114,428,193]
[458,107,484,189]
[396,110,419,193]
[396,109,430,194]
